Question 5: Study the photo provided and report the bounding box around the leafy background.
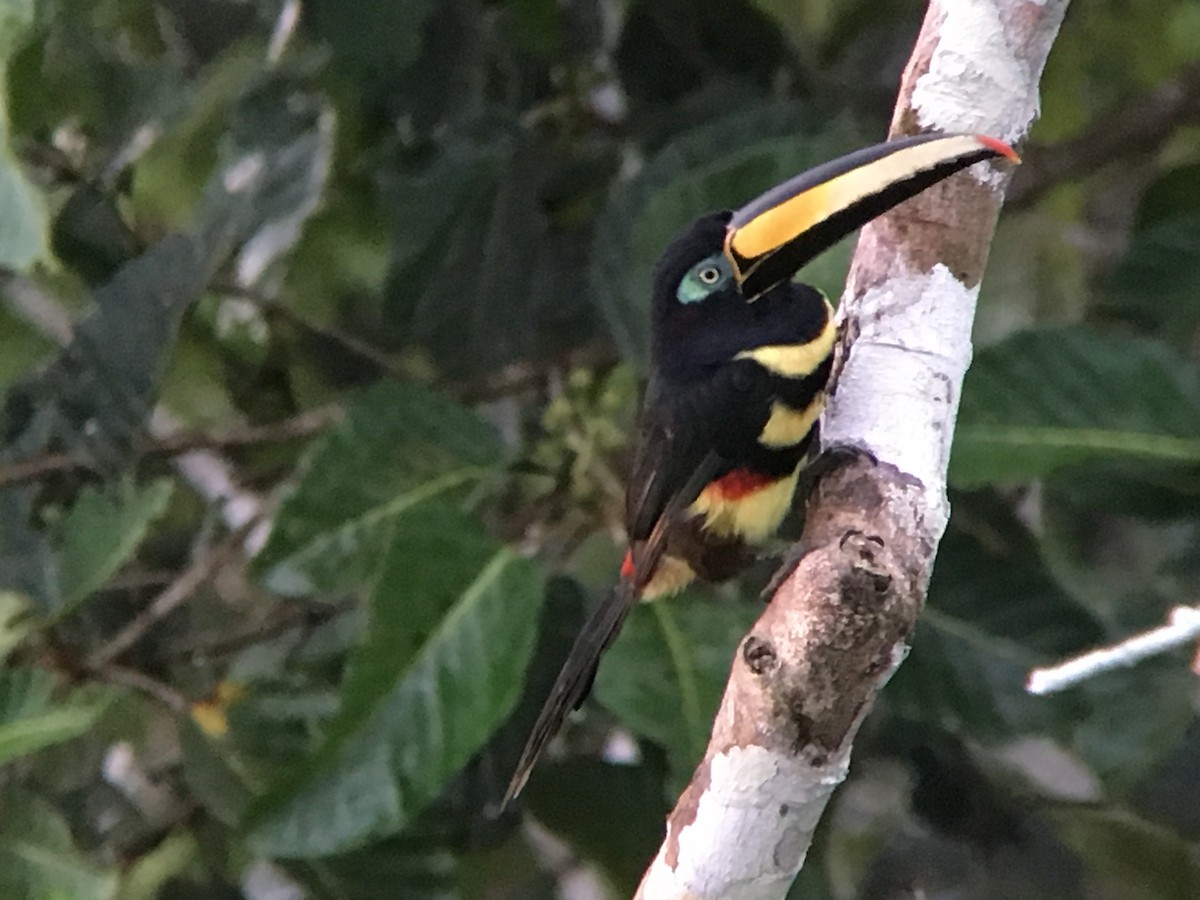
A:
[1,0,1199,897]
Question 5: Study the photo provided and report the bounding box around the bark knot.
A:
[742,635,779,675]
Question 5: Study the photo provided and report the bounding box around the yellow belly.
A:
[638,555,698,600]
[688,466,801,542]
[759,396,825,448]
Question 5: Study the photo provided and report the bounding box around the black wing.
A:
[625,368,776,544]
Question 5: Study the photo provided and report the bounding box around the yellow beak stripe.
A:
[726,134,1004,261]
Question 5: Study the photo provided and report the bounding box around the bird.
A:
[504,133,1019,804]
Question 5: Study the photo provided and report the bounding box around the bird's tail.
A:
[503,578,637,806]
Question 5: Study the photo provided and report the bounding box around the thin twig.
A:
[267,0,303,65]
[0,405,343,490]
[88,526,251,668]
[1,214,271,545]
[212,281,417,380]
[89,661,189,713]
[217,283,621,404]
[0,451,92,489]
[164,597,355,661]
[148,404,343,456]
[447,341,619,404]
[1026,606,1200,695]
[0,266,75,345]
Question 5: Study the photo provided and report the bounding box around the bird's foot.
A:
[762,444,878,601]
[807,440,878,481]
[760,540,814,600]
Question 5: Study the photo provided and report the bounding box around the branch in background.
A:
[89,661,189,713]
[88,525,251,668]
[165,596,355,661]
[1027,605,1200,694]
[217,281,622,405]
[266,0,302,65]
[1009,60,1200,210]
[448,341,620,405]
[2,274,271,545]
[0,267,74,344]
[636,2,1070,895]
[213,281,421,381]
[149,404,343,455]
[0,405,343,490]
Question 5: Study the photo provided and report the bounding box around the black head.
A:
[647,133,1020,382]
[651,212,829,382]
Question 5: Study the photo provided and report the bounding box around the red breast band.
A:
[705,467,778,500]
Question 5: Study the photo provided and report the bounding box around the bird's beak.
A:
[724,133,1020,299]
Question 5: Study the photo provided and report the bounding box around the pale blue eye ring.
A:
[677,255,731,304]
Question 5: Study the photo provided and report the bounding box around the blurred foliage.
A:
[0,0,1199,897]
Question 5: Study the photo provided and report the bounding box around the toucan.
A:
[505,133,1019,803]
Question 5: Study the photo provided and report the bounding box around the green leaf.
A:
[245,506,544,857]
[0,489,56,615]
[1050,807,1200,900]
[0,118,47,270]
[0,0,48,271]
[196,66,335,284]
[0,0,35,62]
[502,0,561,57]
[591,103,854,364]
[254,382,503,595]
[0,591,31,662]
[952,327,1200,487]
[115,830,201,900]
[381,125,603,379]
[55,478,172,616]
[178,718,259,826]
[886,493,1102,736]
[888,492,1195,787]
[0,62,334,488]
[594,590,757,781]
[1070,663,1196,789]
[286,837,459,900]
[128,44,261,229]
[748,1,833,50]
[1102,164,1200,350]
[307,0,436,79]
[0,668,111,766]
[524,760,668,894]
[0,233,213,474]
[1037,476,1200,630]
[0,788,116,900]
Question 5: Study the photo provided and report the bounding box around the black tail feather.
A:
[502,579,636,806]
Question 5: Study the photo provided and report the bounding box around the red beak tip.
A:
[976,134,1021,164]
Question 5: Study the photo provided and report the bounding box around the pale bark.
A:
[636,2,1071,896]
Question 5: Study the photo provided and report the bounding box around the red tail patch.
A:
[707,467,777,500]
[621,549,635,579]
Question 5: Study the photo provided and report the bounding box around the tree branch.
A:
[2,273,271,548]
[1008,59,1200,210]
[87,525,250,668]
[1027,605,1200,694]
[637,2,1070,896]
[89,661,190,713]
[0,405,343,490]
[212,281,420,381]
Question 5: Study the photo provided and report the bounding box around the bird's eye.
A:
[676,255,731,304]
